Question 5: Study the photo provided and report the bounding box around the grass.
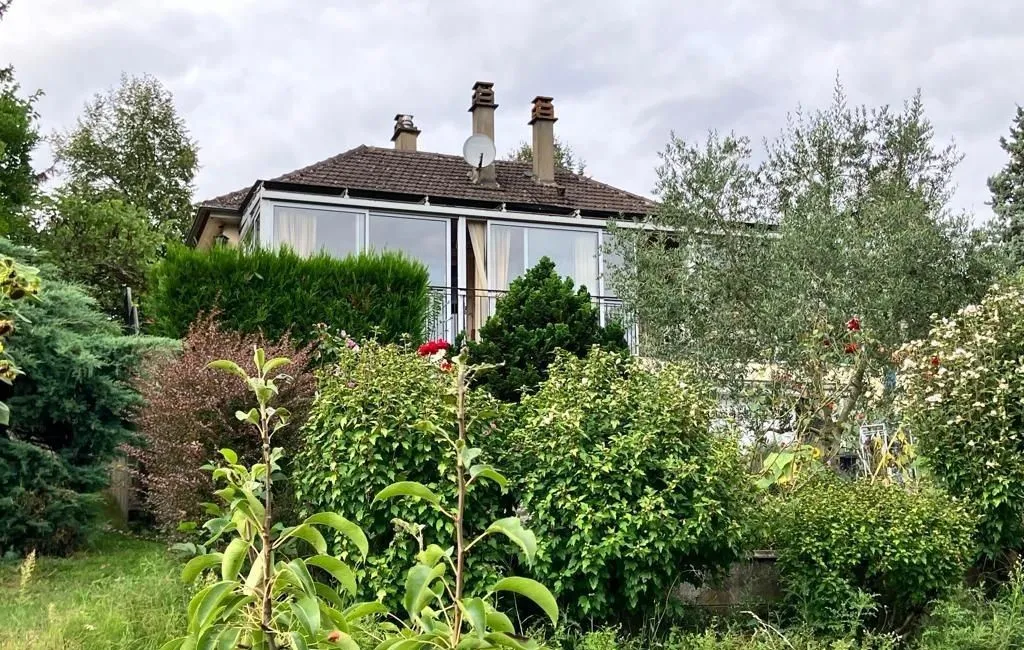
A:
[0,532,187,650]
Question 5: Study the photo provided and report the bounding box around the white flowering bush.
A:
[897,276,1024,559]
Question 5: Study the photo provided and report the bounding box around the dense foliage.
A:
[503,349,752,622]
[0,42,40,244]
[293,337,510,605]
[770,475,974,633]
[467,257,628,402]
[129,314,315,530]
[146,245,430,345]
[988,105,1024,271]
[50,73,199,240]
[610,85,993,450]
[897,275,1024,559]
[0,437,97,556]
[0,239,172,554]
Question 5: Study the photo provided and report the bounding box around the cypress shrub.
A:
[466,257,628,402]
[145,245,430,343]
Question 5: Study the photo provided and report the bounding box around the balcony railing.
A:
[426,286,639,354]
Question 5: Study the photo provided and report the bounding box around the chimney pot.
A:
[468,82,498,186]
[391,113,420,151]
[529,96,557,184]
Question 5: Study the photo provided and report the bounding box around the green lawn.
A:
[0,532,187,650]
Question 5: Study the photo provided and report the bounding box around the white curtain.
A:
[274,208,317,256]
[492,226,512,292]
[467,222,489,336]
[573,232,598,294]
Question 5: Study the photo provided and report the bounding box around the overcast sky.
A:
[3,0,1022,222]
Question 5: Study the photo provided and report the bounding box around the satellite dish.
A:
[462,134,496,169]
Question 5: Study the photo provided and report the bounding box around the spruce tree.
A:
[988,105,1024,269]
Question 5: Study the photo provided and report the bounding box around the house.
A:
[187,82,655,346]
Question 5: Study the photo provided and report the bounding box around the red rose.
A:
[846,317,861,332]
[844,342,858,354]
[930,355,940,367]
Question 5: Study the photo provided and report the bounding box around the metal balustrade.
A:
[425,286,639,354]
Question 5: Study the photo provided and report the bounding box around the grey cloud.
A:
[2,0,1022,221]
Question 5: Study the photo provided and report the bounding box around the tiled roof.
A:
[198,145,656,217]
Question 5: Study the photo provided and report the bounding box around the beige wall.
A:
[196,215,241,250]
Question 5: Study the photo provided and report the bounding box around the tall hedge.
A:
[145,245,430,343]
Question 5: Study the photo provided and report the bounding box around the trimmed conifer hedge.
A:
[145,245,430,343]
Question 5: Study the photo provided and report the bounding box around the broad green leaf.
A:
[287,558,317,598]
[403,562,446,618]
[344,601,389,621]
[0,402,9,427]
[416,544,446,567]
[262,356,292,376]
[373,481,441,507]
[218,448,238,464]
[217,595,254,623]
[486,611,515,633]
[327,630,361,650]
[221,538,248,581]
[303,512,369,559]
[374,638,424,650]
[306,555,357,595]
[457,637,491,650]
[242,549,265,596]
[182,553,223,584]
[460,447,483,467]
[214,627,243,650]
[461,597,487,634]
[253,347,266,372]
[277,523,328,554]
[485,518,537,563]
[316,582,346,609]
[490,577,558,625]
[320,600,350,632]
[159,638,187,650]
[196,624,224,650]
[207,359,246,378]
[187,581,236,635]
[293,594,321,636]
[469,465,508,489]
[235,408,259,424]
[289,631,309,650]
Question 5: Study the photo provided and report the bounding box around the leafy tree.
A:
[50,73,198,239]
[988,105,1024,269]
[466,257,627,402]
[0,0,42,243]
[0,238,173,553]
[507,137,586,175]
[35,192,162,314]
[610,84,993,449]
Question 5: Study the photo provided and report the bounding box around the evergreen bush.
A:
[0,239,173,555]
[145,245,430,344]
[466,257,628,402]
[503,349,753,622]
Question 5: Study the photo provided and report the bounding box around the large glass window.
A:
[368,214,449,286]
[489,224,599,293]
[273,205,363,258]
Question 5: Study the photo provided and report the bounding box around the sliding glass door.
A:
[488,223,600,294]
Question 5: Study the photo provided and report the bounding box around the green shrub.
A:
[292,336,511,606]
[0,437,98,556]
[770,475,975,632]
[0,239,172,555]
[504,349,752,622]
[145,244,430,344]
[897,276,1024,559]
[466,257,628,402]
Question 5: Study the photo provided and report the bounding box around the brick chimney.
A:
[530,96,557,184]
[468,81,497,185]
[391,114,420,151]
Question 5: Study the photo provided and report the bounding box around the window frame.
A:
[486,220,606,295]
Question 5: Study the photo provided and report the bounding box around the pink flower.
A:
[417,339,451,357]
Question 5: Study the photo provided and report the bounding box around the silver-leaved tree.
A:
[610,82,996,456]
